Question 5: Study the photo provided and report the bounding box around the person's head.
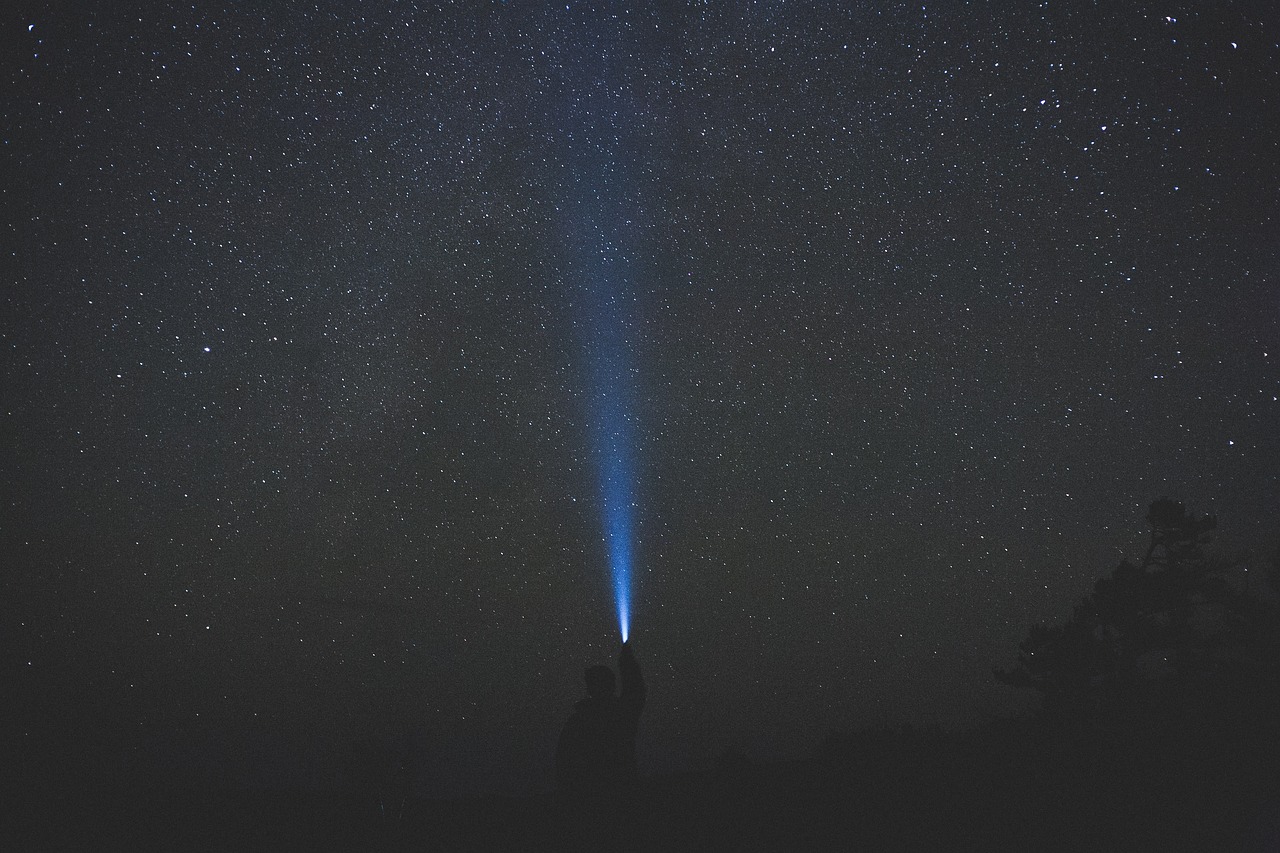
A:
[584,664,616,698]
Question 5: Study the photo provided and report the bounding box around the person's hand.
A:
[620,640,634,658]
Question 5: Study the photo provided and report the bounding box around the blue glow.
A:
[555,11,645,642]
[579,249,637,643]
[597,360,635,643]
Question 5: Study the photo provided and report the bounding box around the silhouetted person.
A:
[556,641,646,798]
[552,642,646,849]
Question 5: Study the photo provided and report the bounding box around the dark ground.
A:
[6,685,1279,852]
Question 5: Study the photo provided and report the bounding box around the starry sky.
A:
[4,1,1278,796]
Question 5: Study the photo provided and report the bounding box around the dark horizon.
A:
[5,0,1278,810]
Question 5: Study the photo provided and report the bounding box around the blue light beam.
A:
[592,324,636,643]
[573,214,639,643]
[556,10,647,642]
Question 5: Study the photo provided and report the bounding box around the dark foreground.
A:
[7,699,1279,852]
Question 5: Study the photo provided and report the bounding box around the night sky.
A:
[5,2,1278,797]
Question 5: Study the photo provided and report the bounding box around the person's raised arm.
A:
[618,640,646,714]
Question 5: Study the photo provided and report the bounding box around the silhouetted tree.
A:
[994,499,1278,711]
